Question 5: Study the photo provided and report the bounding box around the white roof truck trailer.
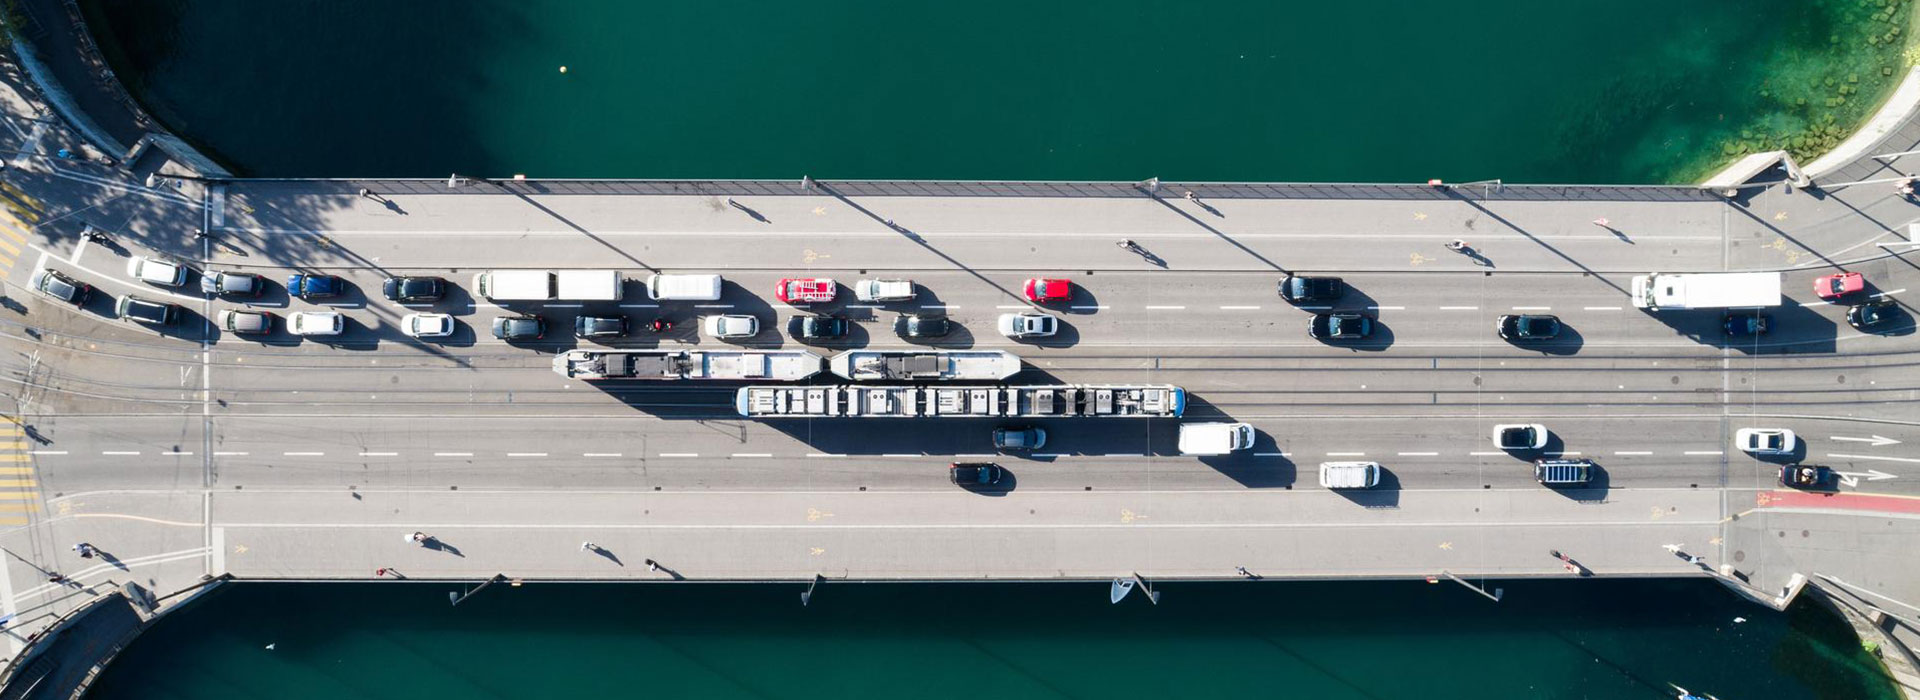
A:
[472,270,554,301]
[1630,272,1781,310]
[1177,422,1255,456]
[556,270,624,301]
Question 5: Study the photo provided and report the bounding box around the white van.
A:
[647,273,723,301]
[1318,461,1381,489]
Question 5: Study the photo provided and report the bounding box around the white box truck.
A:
[1630,272,1780,310]
[1177,422,1255,455]
[473,270,553,301]
[1318,461,1381,489]
[647,273,724,301]
[555,270,623,301]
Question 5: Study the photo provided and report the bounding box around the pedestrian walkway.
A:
[0,419,40,527]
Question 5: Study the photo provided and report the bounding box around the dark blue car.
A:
[286,273,344,300]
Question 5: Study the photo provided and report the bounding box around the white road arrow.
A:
[1829,435,1901,447]
[1834,469,1899,487]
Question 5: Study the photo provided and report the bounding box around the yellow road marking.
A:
[0,492,40,500]
[0,454,31,463]
[0,517,29,525]
[0,181,44,213]
[0,440,30,450]
[0,237,20,256]
[0,257,15,269]
[0,467,33,475]
[0,503,42,512]
[0,480,37,488]
[0,224,23,243]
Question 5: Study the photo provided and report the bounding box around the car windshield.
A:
[1763,433,1782,449]
[1829,278,1845,294]
[47,279,75,296]
[1506,428,1533,445]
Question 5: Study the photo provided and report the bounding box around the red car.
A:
[775,278,837,304]
[1023,278,1072,303]
[1814,272,1864,300]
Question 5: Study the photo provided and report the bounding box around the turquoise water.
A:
[82,0,1911,182]
[84,580,1895,699]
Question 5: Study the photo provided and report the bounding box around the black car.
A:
[382,276,446,302]
[574,315,628,338]
[1847,300,1898,332]
[895,314,951,339]
[1497,314,1561,340]
[789,315,848,341]
[1278,275,1345,303]
[1723,312,1771,337]
[491,314,546,340]
[116,295,179,325]
[949,462,1005,487]
[1308,312,1372,340]
[201,270,265,297]
[1779,464,1835,490]
[31,269,91,305]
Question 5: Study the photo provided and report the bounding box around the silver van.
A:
[1318,461,1381,489]
[1534,459,1595,486]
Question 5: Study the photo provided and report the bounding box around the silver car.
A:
[997,312,1057,339]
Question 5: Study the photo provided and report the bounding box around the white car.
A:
[288,311,345,336]
[1492,423,1548,450]
[703,314,759,339]
[404,313,455,338]
[853,278,915,302]
[126,256,188,287]
[1735,428,1797,455]
[997,312,1058,339]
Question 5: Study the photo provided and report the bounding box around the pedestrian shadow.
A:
[726,198,771,224]
[590,547,624,567]
[425,538,464,558]
[382,199,409,216]
[96,549,130,571]
[1127,245,1168,268]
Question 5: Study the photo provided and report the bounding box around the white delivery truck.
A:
[647,273,724,301]
[1177,422,1255,456]
[1318,461,1382,489]
[473,270,553,301]
[1630,272,1781,310]
[555,270,623,301]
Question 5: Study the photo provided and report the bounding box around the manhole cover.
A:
[1733,550,1746,563]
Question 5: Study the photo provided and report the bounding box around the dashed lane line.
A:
[29,451,65,455]
[1369,305,1406,311]
[161,451,193,456]
[658,453,699,458]
[1070,305,1109,310]
[1325,451,1366,457]
[1613,451,1653,456]
[731,453,772,458]
[213,451,248,456]
[1873,289,1905,298]
[582,453,624,458]
[102,451,140,456]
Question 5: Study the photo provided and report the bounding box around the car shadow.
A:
[1331,466,1400,508]
[1015,315,1080,349]
[957,469,1015,497]
[1311,315,1394,352]
[1505,321,1584,356]
[784,314,870,349]
[892,313,978,349]
[1057,284,1101,316]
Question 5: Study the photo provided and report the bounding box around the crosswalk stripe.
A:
[0,492,40,501]
[0,237,19,257]
[0,517,30,524]
[0,480,38,488]
[0,502,42,512]
[0,440,29,450]
[0,225,23,243]
[0,455,30,463]
[0,467,32,475]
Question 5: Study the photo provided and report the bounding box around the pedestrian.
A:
[1446,239,1469,252]
[1235,566,1253,578]
[1184,190,1197,202]
[358,187,371,199]
[406,531,429,545]
[1898,179,1915,196]
[1116,238,1137,250]
[375,568,388,577]
[1686,555,1705,566]
[1591,217,1610,228]
[72,542,95,558]
[581,541,597,553]
[645,558,660,572]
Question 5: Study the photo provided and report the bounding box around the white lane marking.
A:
[1031,453,1064,458]
[995,305,1028,310]
[102,451,140,456]
[1370,305,1406,311]
[881,453,922,458]
[433,452,474,457]
[395,303,433,308]
[1325,451,1366,457]
[846,304,879,309]
[1296,305,1332,311]
[619,304,660,309]
[1070,305,1109,310]
[1826,453,1920,464]
[1544,451,1582,456]
[805,453,842,458]
[544,304,583,308]
[953,454,996,458]
[1396,451,1439,456]
[1583,306,1623,311]
[1469,451,1505,456]
[1872,288,1905,298]
[320,302,362,308]
[1252,452,1291,457]
[358,452,398,457]
[694,304,734,309]
[731,453,772,458]
[470,303,499,309]
[1683,451,1724,456]
[283,452,324,456]
[1439,306,1478,311]
[161,451,193,456]
[1144,305,1187,310]
[28,450,66,455]
[1613,451,1653,456]
[658,453,699,458]
[1512,306,1552,311]
[507,452,548,457]
[583,453,623,458]
[1219,305,1261,310]
[212,451,248,456]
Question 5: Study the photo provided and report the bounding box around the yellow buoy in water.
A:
[559,66,568,74]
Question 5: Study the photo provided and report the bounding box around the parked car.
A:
[1493,423,1548,450]
[788,315,847,341]
[1277,275,1344,303]
[854,278,915,302]
[116,295,178,325]
[201,270,265,297]
[574,315,629,339]
[127,256,188,287]
[1847,300,1898,332]
[404,313,455,338]
[1308,312,1372,340]
[31,269,91,305]
[1022,278,1072,303]
[289,311,345,336]
[286,273,344,300]
[1736,428,1796,455]
[1723,312,1770,337]
[703,314,759,339]
[997,312,1058,339]
[775,278,837,304]
[895,314,951,339]
[218,309,274,335]
[492,314,546,340]
[1814,272,1865,300]
[1779,464,1835,490]
[382,276,446,302]
[949,462,1006,487]
[1497,314,1560,340]
[992,426,1047,451]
